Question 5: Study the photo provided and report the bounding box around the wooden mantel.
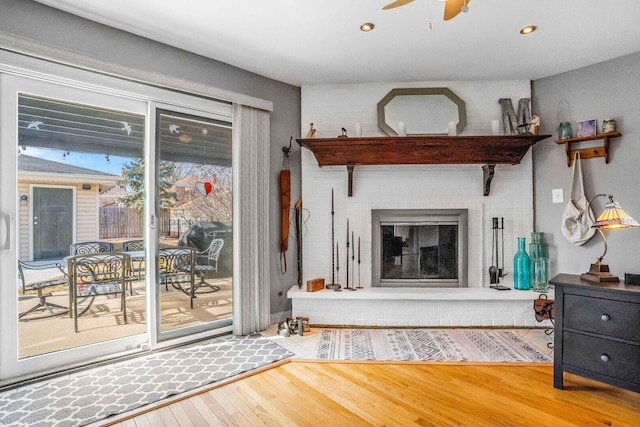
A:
[297,135,550,196]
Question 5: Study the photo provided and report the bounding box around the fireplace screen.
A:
[372,209,467,288]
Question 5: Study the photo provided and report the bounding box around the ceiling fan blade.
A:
[382,0,415,10]
[443,0,468,21]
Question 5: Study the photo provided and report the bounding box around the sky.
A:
[22,147,131,176]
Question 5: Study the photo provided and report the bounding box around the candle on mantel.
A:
[346,218,349,246]
[398,121,406,136]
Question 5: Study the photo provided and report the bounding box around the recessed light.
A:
[520,25,537,35]
[360,22,375,32]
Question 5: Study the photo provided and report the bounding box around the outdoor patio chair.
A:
[122,239,145,283]
[193,238,223,293]
[18,260,68,320]
[69,241,114,256]
[122,240,144,251]
[159,247,198,309]
[67,252,130,332]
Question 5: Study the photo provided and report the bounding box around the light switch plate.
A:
[552,189,564,204]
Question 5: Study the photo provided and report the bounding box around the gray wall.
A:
[1,0,301,318]
[532,52,640,279]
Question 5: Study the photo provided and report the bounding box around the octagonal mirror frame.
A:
[377,87,467,136]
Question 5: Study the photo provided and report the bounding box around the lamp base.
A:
[580,262,620,283]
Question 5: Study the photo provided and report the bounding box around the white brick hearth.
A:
[289,286,553,328]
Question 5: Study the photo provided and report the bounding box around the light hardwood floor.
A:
[105,361,640,426]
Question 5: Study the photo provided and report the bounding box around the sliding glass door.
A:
[153,107,233,342]
[0,74,148,378]
[0,66,233,381]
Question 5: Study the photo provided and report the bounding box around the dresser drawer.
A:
[564,294,640,342]
[564,332,640,384]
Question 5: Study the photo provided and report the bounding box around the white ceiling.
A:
[34,0,640,87]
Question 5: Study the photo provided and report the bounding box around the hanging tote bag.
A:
[561,152,596,246]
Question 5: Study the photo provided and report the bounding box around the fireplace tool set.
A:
[327,189,362,291]
[489,217,509,290]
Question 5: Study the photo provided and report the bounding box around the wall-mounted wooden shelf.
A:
[555,132,621,166]
[297,134,549,196]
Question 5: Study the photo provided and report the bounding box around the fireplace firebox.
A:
[372,209,468,288]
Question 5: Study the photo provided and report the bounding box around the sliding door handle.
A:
[3,212,12,251]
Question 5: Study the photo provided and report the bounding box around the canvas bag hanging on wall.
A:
[561,152,596,246]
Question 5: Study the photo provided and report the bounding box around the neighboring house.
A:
[99,184,127,207]
[18,154,120,261]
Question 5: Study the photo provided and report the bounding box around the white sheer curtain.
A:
[232,104,271,335]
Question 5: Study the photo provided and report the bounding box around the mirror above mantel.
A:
[377,87,467,136]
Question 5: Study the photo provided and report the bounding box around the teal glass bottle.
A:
[513,237,531,290]
[529,232,549,292]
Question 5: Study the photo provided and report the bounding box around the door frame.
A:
[0,73,150,381]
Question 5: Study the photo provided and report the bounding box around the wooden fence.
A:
[100,206,177,239]
[99,206,143,239]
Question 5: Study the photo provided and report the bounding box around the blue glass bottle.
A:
[513,237,531,290]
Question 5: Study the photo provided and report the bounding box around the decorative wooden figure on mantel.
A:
[306,123,316,138]
[530,115,541,135]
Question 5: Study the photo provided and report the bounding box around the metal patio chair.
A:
[159,247,198,309]
[69,241,114,256]
[122,239,145,283]
[67,252,130,332]
[18,260,69,320]
[192,238,223,293]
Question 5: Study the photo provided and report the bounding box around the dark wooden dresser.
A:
[550,274,640,392]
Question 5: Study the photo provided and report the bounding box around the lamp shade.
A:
[592,198,640,230]
[581,194,639,283]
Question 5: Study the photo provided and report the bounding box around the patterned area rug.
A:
[0,334,293,427]
[314,329,552,362]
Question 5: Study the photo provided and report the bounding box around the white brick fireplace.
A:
[289,80,552,327]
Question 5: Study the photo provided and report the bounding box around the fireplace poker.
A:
[494,217,500,282]
[490,217,510,290]
[499,217,507,280]
[489,217,498,284]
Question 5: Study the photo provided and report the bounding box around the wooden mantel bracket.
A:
[346,163,355,197]
[482,164,496,196]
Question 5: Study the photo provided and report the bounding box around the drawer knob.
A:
[601,314,611,321]
[600,354,610,362]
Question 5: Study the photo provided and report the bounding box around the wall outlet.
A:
[552,189,564,204]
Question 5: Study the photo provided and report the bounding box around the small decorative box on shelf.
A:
[306,278,325,292]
